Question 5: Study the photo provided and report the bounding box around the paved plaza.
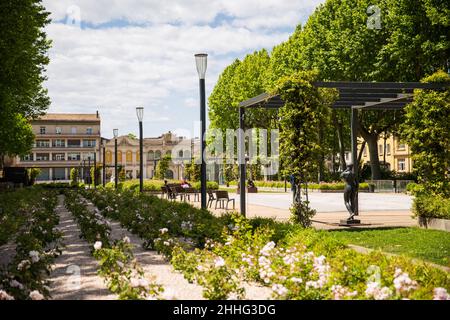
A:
[192,191,416,230]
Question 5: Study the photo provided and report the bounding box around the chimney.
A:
[96,110,99,118]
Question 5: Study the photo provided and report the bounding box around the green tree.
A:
[0,0,51,163]
[275,71,330,226]
[400,70,450,197]
[70,168,79,186]
[185,159,200,181]
[154,155,171,180]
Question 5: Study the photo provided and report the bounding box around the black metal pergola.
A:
[237,81,449,217]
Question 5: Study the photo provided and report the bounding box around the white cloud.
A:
[41,0,324,138]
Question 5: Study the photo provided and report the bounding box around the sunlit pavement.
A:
[188,192,416,230]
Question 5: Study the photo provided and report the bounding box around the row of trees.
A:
[0,0,51,167]
[208,0,449,180]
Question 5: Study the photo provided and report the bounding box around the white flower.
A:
[260,241,276,256]
[365,281,392,300]
[29,290,44,300]
[123,236,130,243]
[214,257,226,268]
[93,241,102,250]
[0,290,14,300]
[29,250,40,263]
[10,280,24,290]
[433,287,450,300]
[291,277,303,283]
[272,284,288,296]
[17,259,30,271]
[159,228,168,234]
[393,269,417,294]
[163,241,170,246]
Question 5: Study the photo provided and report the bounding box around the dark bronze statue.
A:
[341,163,358,221]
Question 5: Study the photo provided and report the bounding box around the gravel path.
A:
[48,195,115,300]
[82,198,272,300]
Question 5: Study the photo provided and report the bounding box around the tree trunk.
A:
[365,134,382,179]
[336,120,347,171]
[318,125,325,182]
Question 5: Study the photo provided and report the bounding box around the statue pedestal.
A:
[339,219,361,226]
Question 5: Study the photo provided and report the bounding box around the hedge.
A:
[227,180,369,191]
[105,179,219,192]
[413,193,450,220]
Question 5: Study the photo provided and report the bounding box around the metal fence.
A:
[370,180,413,193]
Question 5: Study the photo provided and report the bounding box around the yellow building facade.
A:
[359,135,413,173]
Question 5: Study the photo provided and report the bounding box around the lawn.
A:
[329,227,450,267]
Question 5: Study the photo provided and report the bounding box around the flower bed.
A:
[64,191,165,299]
[81,188,450,300]
[0,188,62,300]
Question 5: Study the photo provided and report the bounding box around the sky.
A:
[42,0,325,139]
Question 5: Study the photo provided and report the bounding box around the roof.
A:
[239,81,450,110]
[34,113,100,122]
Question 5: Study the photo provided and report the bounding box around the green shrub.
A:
[413,194,450,220]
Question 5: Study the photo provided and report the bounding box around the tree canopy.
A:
[400,70,450,197]
[0,0,51,161]
[208,0,449,180]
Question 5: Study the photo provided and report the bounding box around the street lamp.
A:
[102,139,106,187]
[136,107,144,193]
[113,128,119,189]
[195,53,207,209]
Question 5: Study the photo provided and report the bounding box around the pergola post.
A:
[351,107,359,216]
[239,107,246,216]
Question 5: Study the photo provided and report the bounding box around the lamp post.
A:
[102,139,106,187]
[136,107,144,193]
[113,129,119,189]
[195,53,207,210]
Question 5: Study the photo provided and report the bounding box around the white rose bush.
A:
[0,188,62,300]
[80,188,449,300]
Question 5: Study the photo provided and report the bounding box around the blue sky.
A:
[42,0,325,139]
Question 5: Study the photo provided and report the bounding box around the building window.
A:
[136,151,140,163]
[52,139,66,148]
[378,144,383,154]
[21,154,33,161]
[67,139,81,147]
[83,140,96,148]
[68,153,81,161]
[166,150,171,156]
[53,153,65,161]
[36,153,50,161]
[126,151,132,164]
[106,151,112,164]
[398,158,406,171]
[40,126,46,134]
[147,151,154,160]
[398,143,406,150]
[178,150,184,158]
[117,151,122,164]
[386,144,391,155]
[86,127,93,135]
[155,150,161,160]
[83,152,95,160]
[71,127,77,134]
[36,140,50,148]
[56,127,62,134]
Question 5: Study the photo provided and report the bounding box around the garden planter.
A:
[418,217,450,232]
